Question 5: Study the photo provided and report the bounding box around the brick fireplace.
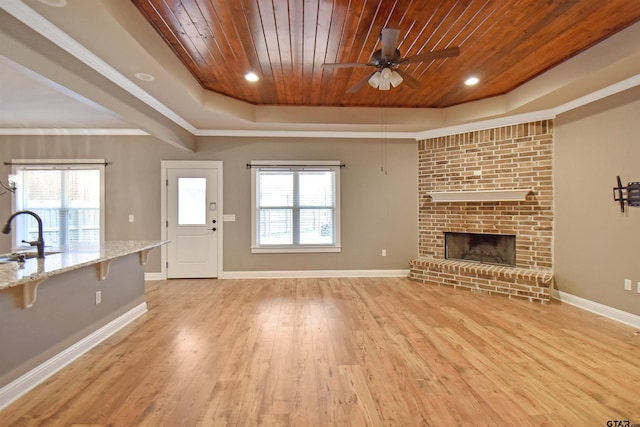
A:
[445,232,516,266]
[410,120,554,302]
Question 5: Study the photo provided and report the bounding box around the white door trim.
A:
[160,160,224,280]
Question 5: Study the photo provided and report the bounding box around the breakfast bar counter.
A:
[0,240,167,307]
[0,240,167,406]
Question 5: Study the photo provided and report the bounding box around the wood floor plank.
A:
[2,277,639,425]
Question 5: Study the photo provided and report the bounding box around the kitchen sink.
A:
[0,251,61,263]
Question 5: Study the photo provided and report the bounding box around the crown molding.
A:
[0,128,149,136]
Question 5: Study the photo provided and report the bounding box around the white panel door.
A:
[167,168,218,278]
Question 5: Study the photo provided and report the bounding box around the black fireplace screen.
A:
[445,232,516,266]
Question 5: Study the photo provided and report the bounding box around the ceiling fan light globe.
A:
[390,70,403,87]
[379,80,391,91]
[380,67,392,80]
[368,71,382,88]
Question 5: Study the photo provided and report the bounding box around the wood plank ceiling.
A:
[131,0,640,108]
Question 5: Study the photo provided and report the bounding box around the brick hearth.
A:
[411,120,554,302]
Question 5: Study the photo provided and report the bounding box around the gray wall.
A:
[0,253,145,387]
[3,83,637,317]
[0,136,419,273]
[554,86,640,315]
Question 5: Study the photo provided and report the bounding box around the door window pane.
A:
[178,177,206,225]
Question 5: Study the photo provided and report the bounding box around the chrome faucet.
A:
[2,210,45,259]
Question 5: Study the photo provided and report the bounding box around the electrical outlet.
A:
[624,279,632,291]
[637,282,640,293]
[95,291,102,304]
[381,249,387,257]
[129,214,135,223]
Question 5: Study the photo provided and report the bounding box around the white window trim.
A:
[250,160,341,254]
[11,159,106,247]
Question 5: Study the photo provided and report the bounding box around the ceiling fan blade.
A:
[393,69,421,89]
[401,46,460,64]
[346,71,377,94]
[380,28,400,60]
[322,62,373,69]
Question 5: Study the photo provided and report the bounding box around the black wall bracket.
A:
[613,176,640,213]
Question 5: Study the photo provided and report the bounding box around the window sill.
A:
[251,246,341,254]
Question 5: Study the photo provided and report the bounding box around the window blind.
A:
[13,162,104,246]
[251,161,341,253]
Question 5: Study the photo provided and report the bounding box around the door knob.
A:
[209,227,217,232]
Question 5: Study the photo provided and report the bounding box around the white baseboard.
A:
[0,302,147,411]
[144,272,163,281]
[222,269,410,279]
[551,289,640,329]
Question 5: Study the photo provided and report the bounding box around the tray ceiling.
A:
[131,0,640,108]
[1,0,639,146]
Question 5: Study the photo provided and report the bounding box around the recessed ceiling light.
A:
[134,72,155,82]
[465,76,480,86]
[244,72,259,82]
[38,0,67,7]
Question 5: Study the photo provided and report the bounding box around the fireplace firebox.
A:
[445,232,516,266]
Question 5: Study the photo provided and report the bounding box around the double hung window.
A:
[11,160,105,247]
[251,161,341,253]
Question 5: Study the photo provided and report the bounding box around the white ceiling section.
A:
[0,56,134,129]
[0,0,639,150]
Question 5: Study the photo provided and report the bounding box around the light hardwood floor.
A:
[2,277,639,426]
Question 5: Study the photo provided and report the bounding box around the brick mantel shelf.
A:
[428,188,532,202]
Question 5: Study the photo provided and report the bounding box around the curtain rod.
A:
[4,161,111,166]
[246,163,345,169]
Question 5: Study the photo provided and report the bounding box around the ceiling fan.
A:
[322,29,460,93]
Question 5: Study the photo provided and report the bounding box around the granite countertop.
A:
[0,240,168,291]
